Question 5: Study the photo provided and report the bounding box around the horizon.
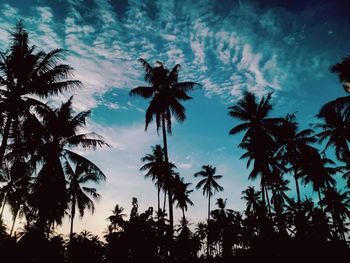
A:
[0,0,350,239]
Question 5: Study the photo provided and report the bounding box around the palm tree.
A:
[297,150,337,210]
[321,187,350,240]
[129,59,199,240]
[276,114,316,205]
[172,175,194,220]
[140,144,166,215]
[228,91,283,207]
[107,204,126,231]
[330,56,350,92]
[241,186,262,217]
[316,100,350,162]
[65,159,106,240]
[194,165,223,258]
[30,98,107,233]
[0,21,81,166]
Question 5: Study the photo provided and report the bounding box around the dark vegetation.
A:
[0,22,350,262]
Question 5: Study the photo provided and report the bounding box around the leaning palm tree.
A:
[194,165,223,258]
[30,97,107,234]
[129,59,199,240]
[65,159,106,240]
[0,21,81,166]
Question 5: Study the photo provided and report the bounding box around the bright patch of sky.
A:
[0,0,349,236]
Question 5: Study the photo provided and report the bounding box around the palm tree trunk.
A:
[317,189,324,212]
[207,192,211,258]
[294,171,301,206]
[70,199,76,240]
[0,194,7,218]
[163,189,167,214]
[157,184,160,216]
[0,114,12,165]
[10,209,18,237]
[161,115,174,244]
[265,186,272,214]
[261,176,266,208]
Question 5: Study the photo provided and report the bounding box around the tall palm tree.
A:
[172,175,193,220]
[65,159,106,239]
[276,114,316,205]
[140,144,167,215]
[194,165,223,258]
[30,97,107,233]
[228,91,283,207]
[129,59,199,241]
[0,21,81,166]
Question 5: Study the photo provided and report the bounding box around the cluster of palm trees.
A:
[0,22,107,239]
[1,20,350,262]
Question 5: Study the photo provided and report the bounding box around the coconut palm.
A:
[107,204,126,231]
[194,165,223,258]
[276,114,316,205]
[65,159,106,240]
[241,186,261,217]
[228,91,283,207]
[129,59,199,240]
[0,21,81,166]
[30,97,107,233]
[172,175,193,220]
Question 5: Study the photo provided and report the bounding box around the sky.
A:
[0,0,350,237]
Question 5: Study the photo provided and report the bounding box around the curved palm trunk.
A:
[161,115,174,253]
[70,198,76,240]
[207,192,211,258]
[0,114,12,165]
[265,186,272,214]
[10,209,19,237]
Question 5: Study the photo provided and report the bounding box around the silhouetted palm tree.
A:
[107,204,126,232]
[30,98,107,233]
[321,187,350,240]
[330,56,350,92]
[140,144,167,215]
[194,164,223,258]
[129,59,199,241]
[277,114,316,205]
[229,91,283,207]
[0,21,81,166]
[172,175,193,220]
[65,160,106,240]
[241,186,261,217]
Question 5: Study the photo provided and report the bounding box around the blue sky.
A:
[0,0,349,236]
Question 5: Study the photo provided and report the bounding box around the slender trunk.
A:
[0,114,12,165]
[294,171,301,207]
[161,115,174,246]
[261,175,266,208]
[157,184,160,216]
[10,209,18,237]
[163,189,167,213]
[317,189,323,212]
[265,186,271,214]
[182,208,185,221]
[70,198,76,240]
[0,194,7,218]
[207,192,211,258]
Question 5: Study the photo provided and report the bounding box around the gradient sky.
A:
[0,0,350,237]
